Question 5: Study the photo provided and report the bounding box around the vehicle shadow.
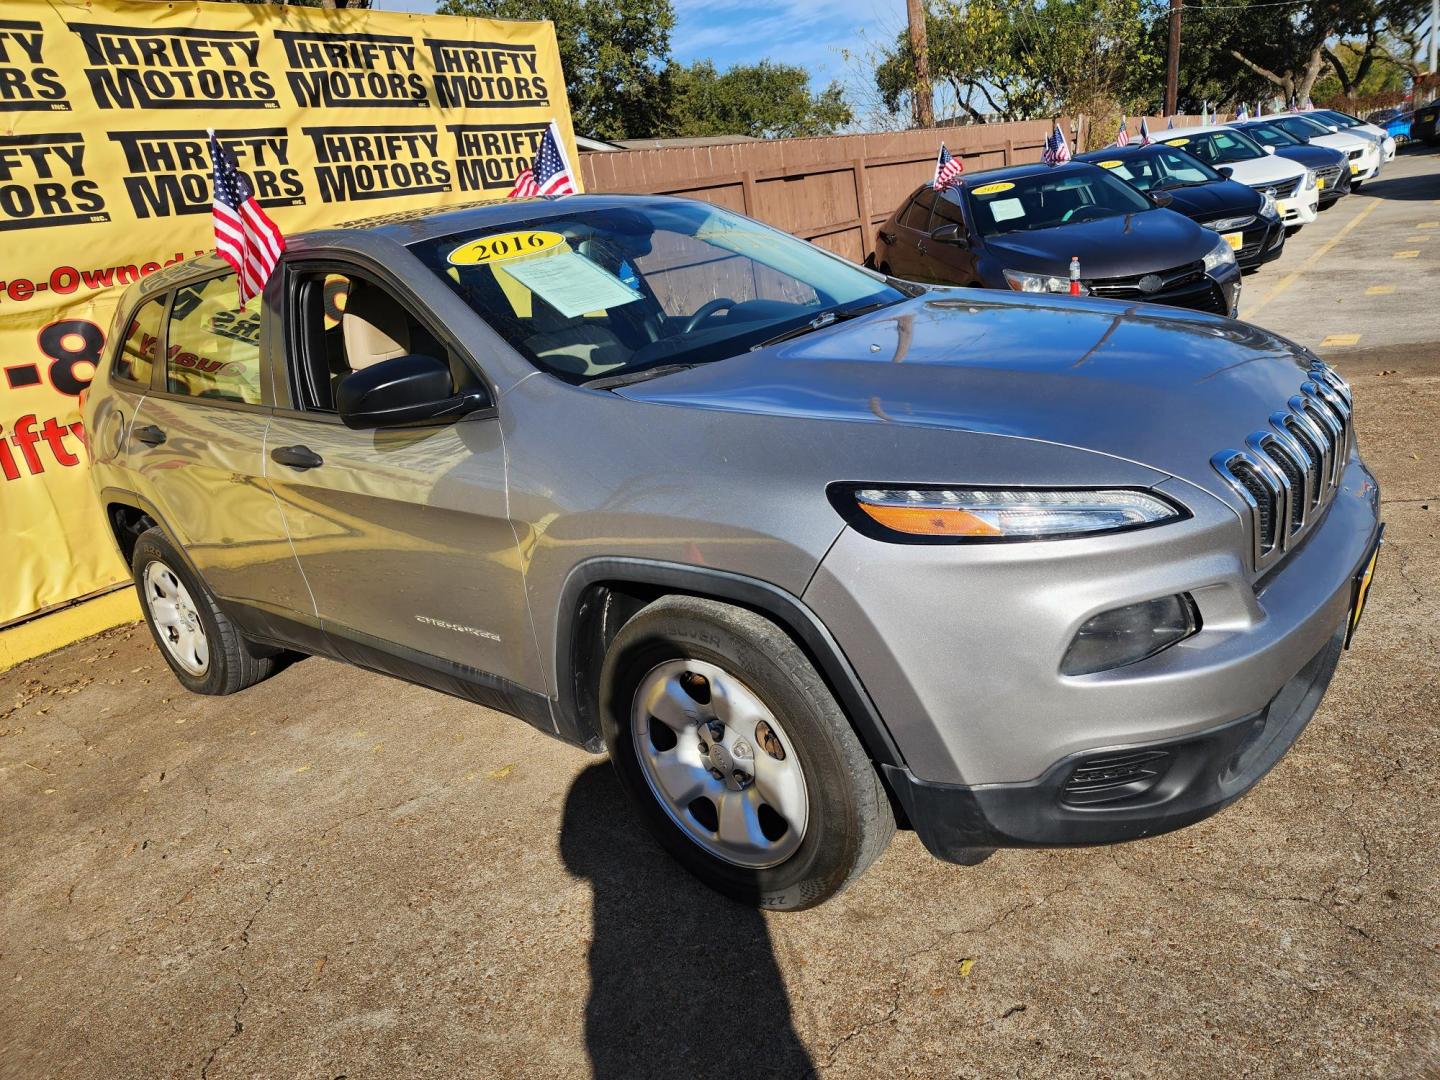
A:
[1356,147,1440,200]
[559,763,816,1080]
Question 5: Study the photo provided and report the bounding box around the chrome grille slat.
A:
[1213,361,1353,572]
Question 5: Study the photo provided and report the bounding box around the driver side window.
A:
[289,270,457,413]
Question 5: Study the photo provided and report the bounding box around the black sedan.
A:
[1230,118,1351,207]
[1075,143,1285,270]
[872,161,1243,316]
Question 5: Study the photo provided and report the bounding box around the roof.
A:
[1074,143,1169,160]
[946,159,1101,186]
[318,192,697,246]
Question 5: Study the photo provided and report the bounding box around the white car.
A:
[1161,124,1319,226]
[1308,108,1397,163]
[1249,113,1383,186]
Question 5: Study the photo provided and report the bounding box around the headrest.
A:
[342,281,411,370]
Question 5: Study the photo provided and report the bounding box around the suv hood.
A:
[982,208,1210,277]
[618,292,1317,503]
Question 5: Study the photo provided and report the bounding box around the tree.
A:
[438,0,675,140]
[669,61,852,138]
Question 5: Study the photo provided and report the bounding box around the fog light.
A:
[1061,594,1198,675]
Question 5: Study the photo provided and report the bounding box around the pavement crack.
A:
[200,878,279,1079]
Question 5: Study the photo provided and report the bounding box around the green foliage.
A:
[438,0,675,139]
[669,60,852,138]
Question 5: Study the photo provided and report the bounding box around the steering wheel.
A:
[680,297,737,334]
[1062,205,1107,223]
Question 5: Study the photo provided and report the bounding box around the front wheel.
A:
[600,596,894,910]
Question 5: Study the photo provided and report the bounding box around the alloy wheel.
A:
[143,560,209,676]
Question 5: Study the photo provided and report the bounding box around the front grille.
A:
[1212,361,1354,572]
[1088,260,1205,300]
[1251,176,1300,198]
[1063,749,1172,805]
[1316,164,1342,185]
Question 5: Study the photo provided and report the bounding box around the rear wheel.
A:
[132,528,279,696]
[600,596,894,910]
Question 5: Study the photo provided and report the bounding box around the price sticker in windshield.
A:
[971,181,1016,196]
[1095,160,1124,168]
[1165,138,1190,147]
[448,230,566,266]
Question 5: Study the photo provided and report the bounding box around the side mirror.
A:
[1217,166,1235,178]
[336,353,488,430]
[1264,145,1277,155]
[1150,190,1175,207]
[929,223,968,246]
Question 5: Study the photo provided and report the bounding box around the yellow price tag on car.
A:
[1223,231,1243,250]
[1096,160,1124,169]
[1165,138,1189,146]
[449,230,567,266]
[971,181,1015,195]
[1317,177,1326,189]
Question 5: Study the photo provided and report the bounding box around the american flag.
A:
[1114,115,1130,147]
[509,121,576,198]
[1236,103,1250,120]
[1042,120,1071,166]
[1139,116,1154,145]
[209,130,284,307]
[933,143,964,189]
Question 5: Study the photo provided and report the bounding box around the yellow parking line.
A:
[1320,333,1361,347]
[1365,285,1395,295]
[1417,221,1439,229]
[1394,250,1421,258]
[1244,198,1382,319]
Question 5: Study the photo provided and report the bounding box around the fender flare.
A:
[553,557,906,769]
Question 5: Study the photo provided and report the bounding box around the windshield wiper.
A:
[748,301,892,351]
[587,363,698,390]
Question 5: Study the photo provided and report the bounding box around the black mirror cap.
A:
[336,353,489,430]
[929,222,967,244]
[1150,189,1175,207]
[1217,166,1235,178]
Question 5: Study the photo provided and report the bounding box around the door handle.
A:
[878,230,896,244]
[271,444,324,471]
[133,424,166,447]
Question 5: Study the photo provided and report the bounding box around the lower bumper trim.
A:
[886,623,1345,860]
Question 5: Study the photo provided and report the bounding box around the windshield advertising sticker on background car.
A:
[448,230,567,265]
[1165,138,1190,146]
[970,181,1015,195]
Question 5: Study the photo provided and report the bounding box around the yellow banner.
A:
[0,0,577,627]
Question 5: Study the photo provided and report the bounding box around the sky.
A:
[375,0,905,98]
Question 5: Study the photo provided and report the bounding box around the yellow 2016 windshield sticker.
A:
[448,230,566,266]
[1165,138,1189,146]
[971,181,1016,195]
[1096,160,1124,168]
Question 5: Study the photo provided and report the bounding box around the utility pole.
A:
[1166,0,1182,116]
[908,0,934,128]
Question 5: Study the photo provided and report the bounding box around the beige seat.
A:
[522,301,630,376]
[342,281,411,371]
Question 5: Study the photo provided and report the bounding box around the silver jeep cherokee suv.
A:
[84,194,1382,909]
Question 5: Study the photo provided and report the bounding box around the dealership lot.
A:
[2,150,1438,1079]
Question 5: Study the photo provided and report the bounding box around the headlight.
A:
[1258,188,1279,219]
[1003,268,1083,294]
[1061,594,1200,675]
[1202,235,1237,274]
[1303,168,1317,190]
[849,487,1183,541]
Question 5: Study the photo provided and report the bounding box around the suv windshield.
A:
[1164,129,1265,165]
[964,166,1153,236]
[407,202,906,384]
[1090,147,1222,191]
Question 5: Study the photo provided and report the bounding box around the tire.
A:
[599,595,895,910]
[131,527,278,696]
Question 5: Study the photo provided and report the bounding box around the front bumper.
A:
[884,622,1344,852]
[1278,183,1320,225]
[1237,217,1285,269]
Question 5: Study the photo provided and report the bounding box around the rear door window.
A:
[114,297,166,387]
[902,188,937,230]
[164,274,264,404]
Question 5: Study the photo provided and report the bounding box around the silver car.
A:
[84,194,1383,909]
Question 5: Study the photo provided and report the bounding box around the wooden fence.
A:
[579,115,1214,264]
